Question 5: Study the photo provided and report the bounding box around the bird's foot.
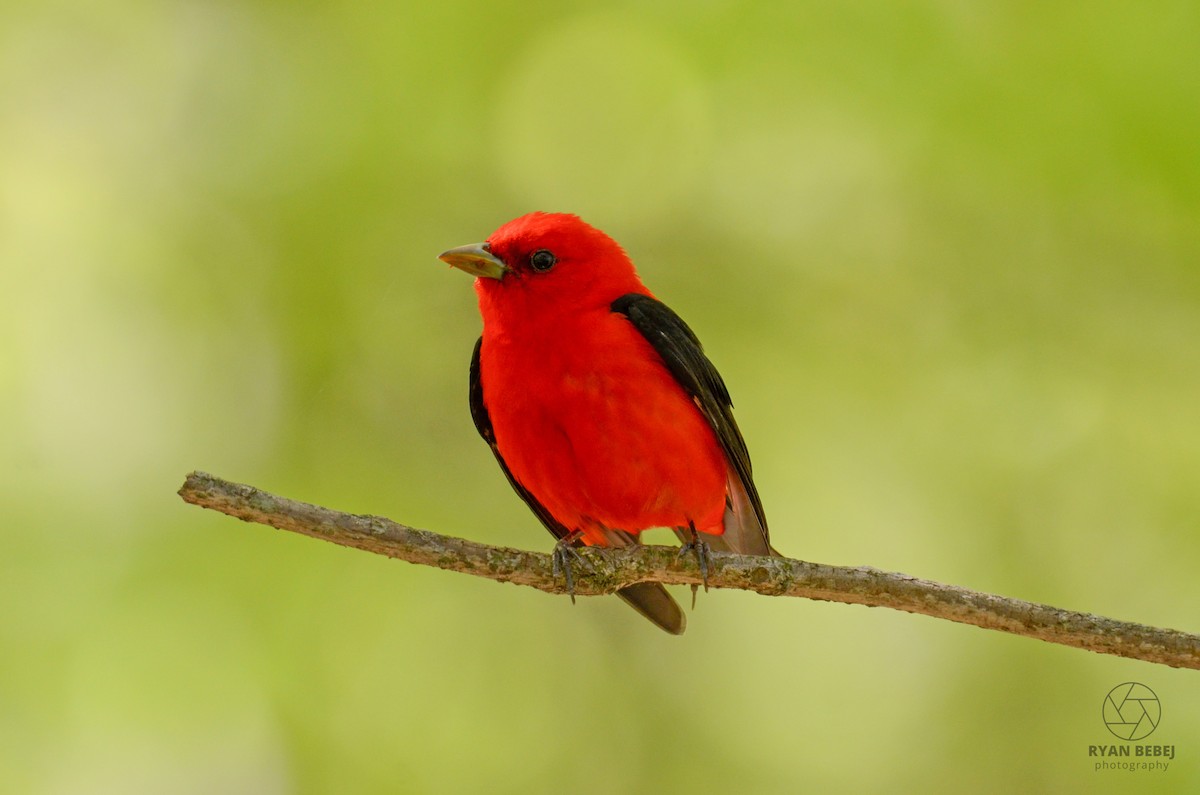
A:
[551,531,591,603]
[677,523,711,593]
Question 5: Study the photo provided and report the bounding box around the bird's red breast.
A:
[478,294,729,546]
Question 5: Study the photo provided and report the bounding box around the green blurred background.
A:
[2,2,1198,793]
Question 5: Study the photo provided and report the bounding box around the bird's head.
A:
[439,213,649,328]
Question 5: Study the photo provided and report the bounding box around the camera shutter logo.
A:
[1103,683,1160,741]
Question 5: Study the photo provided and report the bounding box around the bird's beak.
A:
[438,242,509,280]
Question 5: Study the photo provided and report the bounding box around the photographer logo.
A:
[1103,682,1160,741]
[1090,682,1175,774]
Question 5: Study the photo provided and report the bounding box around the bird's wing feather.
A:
[610,294,773,556]
[469,336,686,633]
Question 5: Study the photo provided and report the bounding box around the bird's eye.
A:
[529,249,557,272]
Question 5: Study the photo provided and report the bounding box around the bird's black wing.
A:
[469,336,686,634]
[610,293,772,556]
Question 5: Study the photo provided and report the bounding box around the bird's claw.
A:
[552,532,592,603]
[677,526,711,593]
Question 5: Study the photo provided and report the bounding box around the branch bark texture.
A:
[179,471,1200,670]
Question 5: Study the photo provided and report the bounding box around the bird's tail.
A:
[616,583,686,635]
[714,465,775,556]
[590,526,686,635]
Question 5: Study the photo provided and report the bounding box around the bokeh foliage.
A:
[2,2,1197,793]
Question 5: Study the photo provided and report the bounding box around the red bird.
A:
[440,212,773,634]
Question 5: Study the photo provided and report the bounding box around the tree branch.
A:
[178,471,1199,670]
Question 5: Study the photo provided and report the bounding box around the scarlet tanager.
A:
[440,213,774,634]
